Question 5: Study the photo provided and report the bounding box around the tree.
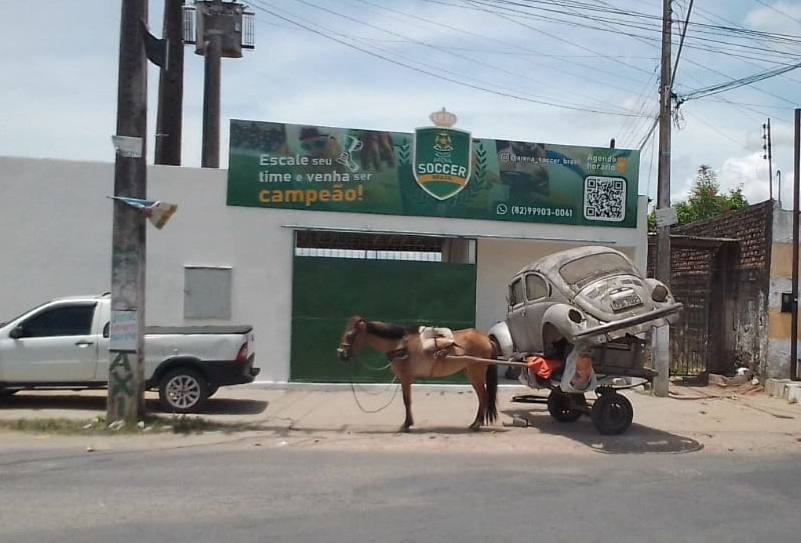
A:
[647,164,749,232]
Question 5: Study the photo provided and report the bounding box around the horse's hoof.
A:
[397,425,411,433]
[468,423,481,432]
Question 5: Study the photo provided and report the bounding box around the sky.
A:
[1,0,799,209]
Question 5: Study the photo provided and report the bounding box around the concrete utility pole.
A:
[155,0,185,165]
[191,0,254,168]
[202,29,222,168]
[109,0,149,423]
[763,118,774,200]
[792,109,800,381]
[653,0,673,397]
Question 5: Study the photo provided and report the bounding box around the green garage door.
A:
[290,256,477,383]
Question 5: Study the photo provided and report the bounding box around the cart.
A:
[448,334,654,435]
[506,335,656,435]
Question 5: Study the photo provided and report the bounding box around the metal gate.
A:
[670,254,712,376]
[289,231,477,383]
[650,237,738,377]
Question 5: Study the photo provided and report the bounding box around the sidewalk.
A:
[0,381,799,456]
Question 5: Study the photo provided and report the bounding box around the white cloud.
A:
[718,152,771,202]
[744,1,801,34]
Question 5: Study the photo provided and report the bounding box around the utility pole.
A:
[109,0,149,423]
[202,29,222,168]
[155,0,185,165]
[189,0,254,168]
[763,118,774,200]
[653,0,673,397]
[792,109,800,381]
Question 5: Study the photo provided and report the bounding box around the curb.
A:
[765,378,801,405]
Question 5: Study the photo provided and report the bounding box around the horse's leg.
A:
[392,363,414,432]
[466,364,488,431]
[400,375,414,432]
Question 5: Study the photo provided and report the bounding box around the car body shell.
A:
[489,246,682,358]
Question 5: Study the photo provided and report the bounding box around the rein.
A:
[343,319,401,413]
[347,356,399,414]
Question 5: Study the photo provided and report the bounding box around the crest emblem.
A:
[413,109,472,201]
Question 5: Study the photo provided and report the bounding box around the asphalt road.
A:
[1,443,799,543]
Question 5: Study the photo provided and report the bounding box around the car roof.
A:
[515,245,628,277]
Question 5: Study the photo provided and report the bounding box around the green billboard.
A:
[227,119,640,228]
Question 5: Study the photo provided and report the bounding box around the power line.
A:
[753,0,801,25]
[249,0,652,117]
[679,60,801,102]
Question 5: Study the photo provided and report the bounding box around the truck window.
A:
[20,304,95,337]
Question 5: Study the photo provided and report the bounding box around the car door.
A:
[506,277,533,352]
[522,273,551,353]
[1,302,99,382]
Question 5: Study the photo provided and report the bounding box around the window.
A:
[293,231,476,264]
[184,266,232,319]
[21,304,95,337]
[559,252,636,288]
[525,274,549,300]
[509,278,525,307]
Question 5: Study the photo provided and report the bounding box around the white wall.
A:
[0,156,649,382]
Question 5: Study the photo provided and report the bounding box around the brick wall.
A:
[647,201,773,375]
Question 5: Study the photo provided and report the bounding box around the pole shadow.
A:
[0,392,267,417]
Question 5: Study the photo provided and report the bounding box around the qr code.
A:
[583,176,626,222]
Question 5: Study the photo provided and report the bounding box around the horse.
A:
[336,315,498,432]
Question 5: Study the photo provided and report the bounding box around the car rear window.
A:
[559,253,636,288]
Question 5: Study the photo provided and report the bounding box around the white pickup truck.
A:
[0,294,259,413]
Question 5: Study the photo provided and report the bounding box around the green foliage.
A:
[649,164,749,232]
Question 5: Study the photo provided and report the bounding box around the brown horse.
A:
[336,315,498,432]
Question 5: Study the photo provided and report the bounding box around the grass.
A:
[0,414,259,436]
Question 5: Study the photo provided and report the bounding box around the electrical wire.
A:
[249,0,653,117]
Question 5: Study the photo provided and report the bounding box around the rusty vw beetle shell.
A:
[492,246,682,356]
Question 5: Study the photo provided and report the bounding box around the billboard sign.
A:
[227,119,640,228]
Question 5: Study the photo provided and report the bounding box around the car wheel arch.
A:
[149,357,207,388]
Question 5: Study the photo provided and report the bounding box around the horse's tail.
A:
[485,336,500,424]
[485,364,498,424]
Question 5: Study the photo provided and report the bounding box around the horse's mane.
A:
[364,319,418,339]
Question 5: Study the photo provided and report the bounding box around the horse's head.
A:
[337,315,365,362]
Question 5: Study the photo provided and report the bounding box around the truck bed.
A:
[145,325,253,335]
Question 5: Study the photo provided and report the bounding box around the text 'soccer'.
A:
[227,119,641,228]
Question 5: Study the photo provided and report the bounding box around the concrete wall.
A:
[0,156,648,383]
[768,206,800,379]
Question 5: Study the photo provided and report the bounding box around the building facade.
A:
[1,122,650,383]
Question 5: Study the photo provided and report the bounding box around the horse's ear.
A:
[356,319,367,331]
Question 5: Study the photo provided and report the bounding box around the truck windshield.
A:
[559,253,636,288]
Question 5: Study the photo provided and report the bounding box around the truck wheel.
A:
[159,368,209,414]
[547,390,585,422]
[591,392,633,435]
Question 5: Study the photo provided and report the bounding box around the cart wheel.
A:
[591,392,633,435]
[547,390,585,423]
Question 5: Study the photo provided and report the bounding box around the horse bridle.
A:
[337,319,362,362]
